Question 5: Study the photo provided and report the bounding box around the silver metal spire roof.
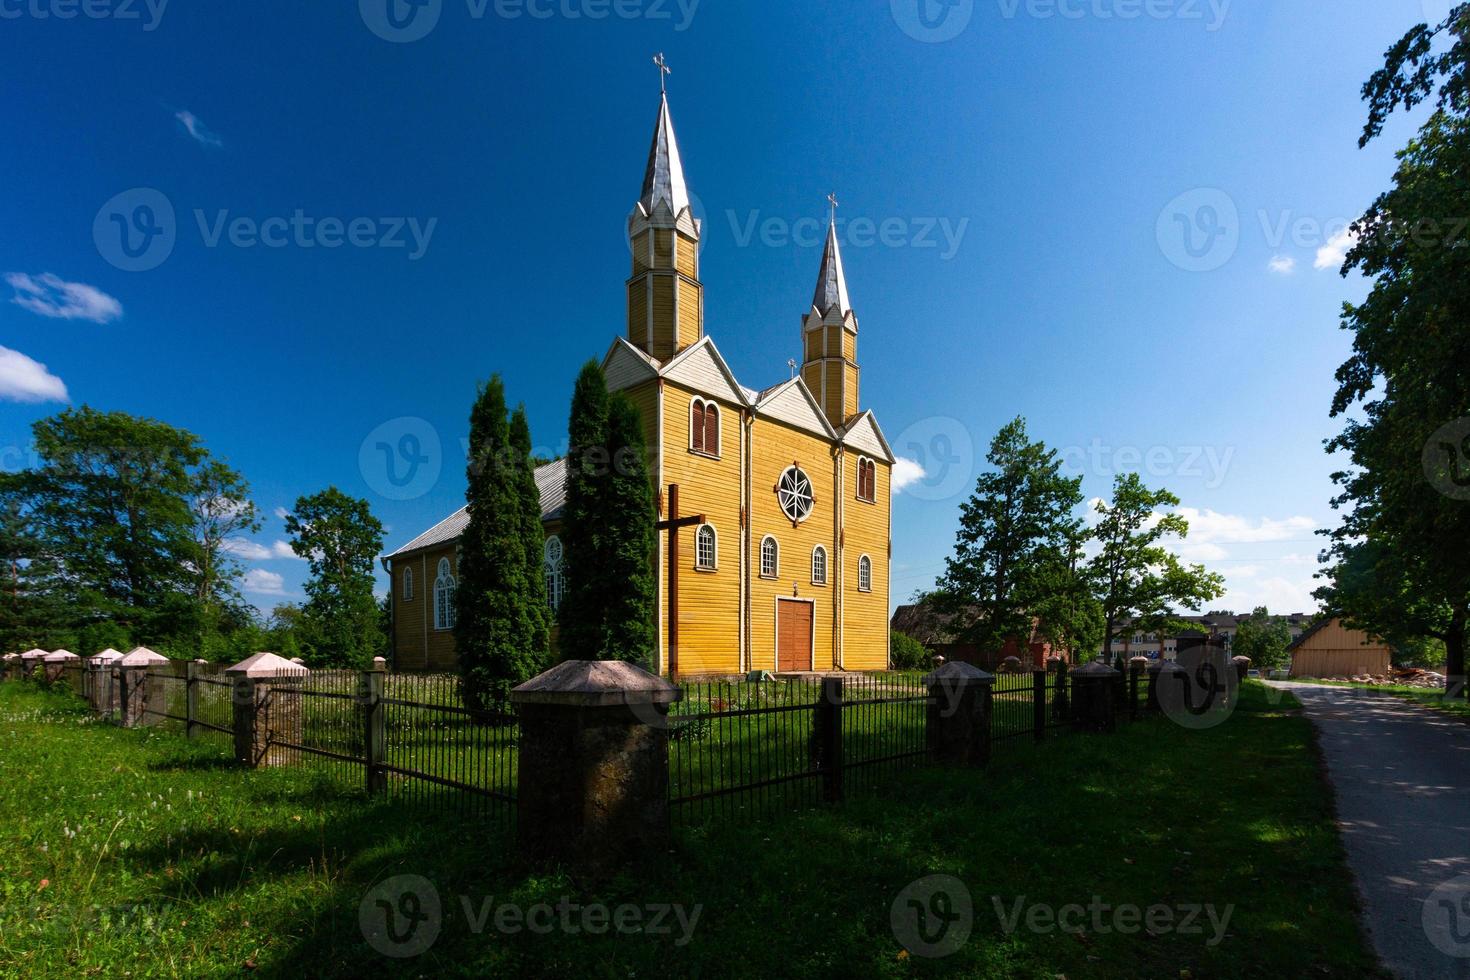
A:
[812,220,852,315]
[638,93,691,217]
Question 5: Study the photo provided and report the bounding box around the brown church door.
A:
[776,599,814,673]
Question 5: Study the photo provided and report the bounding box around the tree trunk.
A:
[1445,607,1467,701]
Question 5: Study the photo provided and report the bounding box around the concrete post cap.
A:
[922,660,995,685]
[44,650,80,662]
[1231,656,1252,665]
[118,647,171,667]
[21,649,49,659]
[1148,659,1188,673]
[89,649,125,665]
[225,652,310,678]
[1071,660,1122,677]
[2,653,21,661]
[511,660,683,707]
[372,657,388,670]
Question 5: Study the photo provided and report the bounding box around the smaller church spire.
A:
[811,196,852,316]
[638,55,691,218]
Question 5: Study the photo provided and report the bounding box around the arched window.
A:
[543,535,565,611]
[695,524,717,570]
[811,545,827,586]
[402,566,414,601]
[690,398,720,457]
[760,536,779,579]
[856,456,877,503]
[434,557,457,630]
[777,465,814,524]
[857,554,873,593]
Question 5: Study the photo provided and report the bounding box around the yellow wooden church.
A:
[386,82,894,678]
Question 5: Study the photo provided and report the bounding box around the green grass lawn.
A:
[1284,678,1470,721]
[0,680,1380,978]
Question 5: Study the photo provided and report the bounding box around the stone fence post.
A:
[226,652,309,769]
[117,648,169,727]
[43,650,79,684]
[511,660,682,872]
[1231,656,1251,683]
[1147,659,1188,715]
[924,661,995,767]
[1070,660,1119,734]
[1,653,19,681]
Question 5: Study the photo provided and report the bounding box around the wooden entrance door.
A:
[777,599,814,673]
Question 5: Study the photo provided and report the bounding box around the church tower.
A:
[801,208,860,426]
[627,57,703,363]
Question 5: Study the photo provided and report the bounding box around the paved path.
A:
[1270,682,1470,978]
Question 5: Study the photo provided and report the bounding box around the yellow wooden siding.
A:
[823,361,843,422]
[676,278,702,350]
[651,275,675,360]
[627,278,648,349]
[749,419,837,673]
[802,363,822,396]
[655,229,674,266]
[843,363,860,420]
[842,329,856,361]
[825,325,841,357]
[390,544,460,672]
[660,381,743,675]
[1288,619,1393,678]
[842,460,890,670]
[631,230,651,275]
[805,329,822,363]
[675,233,698,279]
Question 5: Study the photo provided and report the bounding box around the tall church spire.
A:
[801,197,861,426]
[627,55,704,363]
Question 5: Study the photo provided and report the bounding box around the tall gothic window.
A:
[695,524,717,570]
[857,457,877,503]
[434,557,457,630]
[811,545,828,586]
[543,536,565,612]
[858,554,873,593]
[760,536,779,579]
[402,566,414,601]
[690,398,720,456]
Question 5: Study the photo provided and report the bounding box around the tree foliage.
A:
[284,487,384,668]
[1231,607,1293,673]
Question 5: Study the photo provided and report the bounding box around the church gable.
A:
[660,336,748,407]
[754,377,836,441]
[603,337,660,393]
[841,411,894,464]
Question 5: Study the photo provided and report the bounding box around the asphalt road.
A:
[1271,682,1470,979]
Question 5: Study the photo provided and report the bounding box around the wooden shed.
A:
[1287,618,1393,678]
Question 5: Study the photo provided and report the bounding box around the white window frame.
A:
[402,566,414,601]
[543,535,565,611]
[434,557,457,630]
[811,545,828,586]
[695,523,718,571]
[857,554,873,593]
[776,465,814,525]
[689,397,720,458]
[760,535,780,579]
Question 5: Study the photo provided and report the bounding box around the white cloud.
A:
[1315,228,1358,270]
[1175,508,1317,545]
[175,109,222,147]
[274,507,291,521]
[892,457,926,495]
[243,569,288,596]
[1220,575,1319,616]
[1267,255,1296,275]
[224,538,300,560]
[6,272,122,324]
[0,345,68,403]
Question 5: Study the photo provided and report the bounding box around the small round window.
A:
[777,465,814,524]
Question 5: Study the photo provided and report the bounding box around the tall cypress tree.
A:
[455,377,540,711]
[601,393,657,668]
[559,361,611,659]
[509,405,552,666]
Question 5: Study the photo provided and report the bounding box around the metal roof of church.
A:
[637,92,690,218]
[384,458,567,560]
[811,220,853,317]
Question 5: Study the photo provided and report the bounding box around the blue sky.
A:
[0,0,1444,614]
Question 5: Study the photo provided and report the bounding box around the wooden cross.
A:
[655,484,704,679]
[653,52,671,93]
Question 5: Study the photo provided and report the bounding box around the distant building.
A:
[889,603,1072,670]
[1287,618,1393,678]
[1105,611,1315,662]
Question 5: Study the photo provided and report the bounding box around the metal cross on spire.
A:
[653,53,671,93]
[827,192,840,224]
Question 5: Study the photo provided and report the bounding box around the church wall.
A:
[748,417,838,673]
[659,380,744,675]
[390,543,460,673]
[842,459,890,671]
